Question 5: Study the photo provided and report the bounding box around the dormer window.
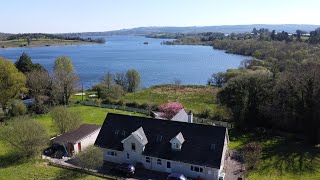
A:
[170,132,185,151]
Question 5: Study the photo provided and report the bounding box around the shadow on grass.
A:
[53,168,89,180]
[0,151,29,168]
[229,128,320,177]
[260,138,320,176]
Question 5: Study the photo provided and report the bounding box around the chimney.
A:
[188,111,193,123]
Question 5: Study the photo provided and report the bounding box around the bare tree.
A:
[52,56,79,105]
[26,70,51,98]
[101,71,113,90]
[114,72,127,91]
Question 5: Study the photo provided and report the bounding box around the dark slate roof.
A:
[52,124,100,144]
[95,113,227,168]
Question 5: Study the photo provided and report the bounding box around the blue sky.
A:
[1,0,320,33]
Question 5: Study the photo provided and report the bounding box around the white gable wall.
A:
[73,128,101,154]
[171,109,189,122]
[219,130,229,174]
[122,134,145,163]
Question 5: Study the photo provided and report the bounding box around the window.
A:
[131,143,136,151]
[146,157,151,163]
[121,130,126,136]
[107,151,117,156]
[191,166,203,173]
[156,135,163,142]
[127,153,130,159]
[157,159,162,165]
[210,144,216,151]
[136,133,143,140]
[114,130,119,135]
[167,161,171,168]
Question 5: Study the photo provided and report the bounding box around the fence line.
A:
[80,101,149,114]
[194,117,234,128]
[80,101,234,128]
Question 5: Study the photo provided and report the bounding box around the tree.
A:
[158,102,184,119]
[15,52,33,73]
[51,106,82,134]
[26,70,51,114]
[296,30,302,42]
[0,116,49,157]
[15,52,46,74]
[252,28,258,35]
[217,70,274,126]
[207,72,225,87]
[101,72,113,90]
[104,84,126,100]
[0,57,27,112]
[270,30,276,40]
[270,63,320,144]
[26,70,51,98]
[126,69,140,92]
[26,36,31,45]
[74,145,103,170]
[114,72,127,91]
[52,56,79,105]
[8,100,27,117]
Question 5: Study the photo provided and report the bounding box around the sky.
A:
[1,0,320,33]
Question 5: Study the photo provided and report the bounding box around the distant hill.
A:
[70,24,320,36]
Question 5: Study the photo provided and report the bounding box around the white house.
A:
[95,113,229,180]
[52,124,100,155]
[152,108,193,123]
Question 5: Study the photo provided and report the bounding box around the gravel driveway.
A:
[224,150,245,180]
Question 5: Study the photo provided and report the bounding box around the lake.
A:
[0,36,248,89]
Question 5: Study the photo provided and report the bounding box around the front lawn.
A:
[0,141,103,180]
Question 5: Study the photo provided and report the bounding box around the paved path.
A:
[224,150,245,180]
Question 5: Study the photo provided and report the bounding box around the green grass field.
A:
[229,129,320,180]
[34,105,146,136]
[122,85,220,116]
[0,105,145,179]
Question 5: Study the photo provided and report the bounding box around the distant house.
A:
[22,98,35,107]
[152,108,193,123]
[95,113,229,180]
[52,124,100,155]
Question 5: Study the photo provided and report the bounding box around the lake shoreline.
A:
[0,36,247,89]
[0,39,99,49]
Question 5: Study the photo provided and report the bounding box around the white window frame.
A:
[107,151,117,156]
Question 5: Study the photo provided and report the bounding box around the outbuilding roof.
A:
[95,113,227,168]
[52,124,100,144]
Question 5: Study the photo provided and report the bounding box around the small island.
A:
[0,33,105,48]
